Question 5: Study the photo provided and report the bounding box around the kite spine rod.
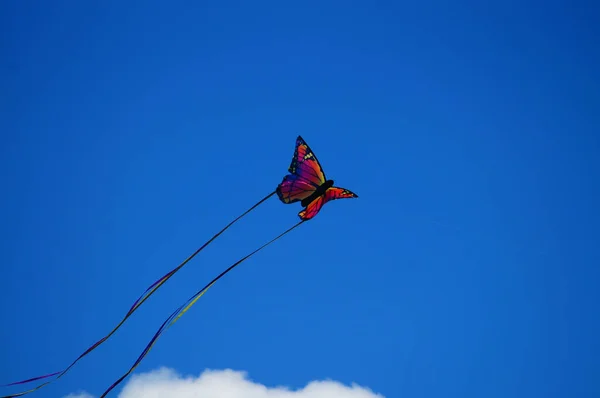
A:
[98,219,306,398]
[0,190,277,398]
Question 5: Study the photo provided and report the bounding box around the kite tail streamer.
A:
[1,373,61,388]
[1,191,276,398]
[99,220,305,398]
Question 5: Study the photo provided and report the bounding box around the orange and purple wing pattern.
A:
[277,136,326,204]
[298,186,358,220]
[278,136,358,220]
[276,175,316,204]
[287,136,326,187]
[298,195,325,220]
[323,187,358,202]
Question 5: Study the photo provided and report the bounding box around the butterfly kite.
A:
[1,136,358,398]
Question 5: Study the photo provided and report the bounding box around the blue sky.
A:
[1,1,599,397]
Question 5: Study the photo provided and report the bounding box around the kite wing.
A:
[276,135,327,204]
[298,195,325,220]
[288,135,327,186]
[276,174,317,204]
[324,186,358,201]
[298,186,358,220]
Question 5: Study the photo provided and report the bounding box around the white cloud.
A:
[64,393,94,398]
[66,367,384,398]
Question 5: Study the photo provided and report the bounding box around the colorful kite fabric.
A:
[276,136,358,219]
[1,135,357,398]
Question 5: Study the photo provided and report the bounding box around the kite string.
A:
[1,191,276,398]
[98,220,305,398]
[128,190,277,312]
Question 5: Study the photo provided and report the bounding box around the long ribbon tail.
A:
[1,191,276,398]
[1,373,61,388]
[99,220,305,398]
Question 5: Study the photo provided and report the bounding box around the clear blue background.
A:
[1,1,599,397]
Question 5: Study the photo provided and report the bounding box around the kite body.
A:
[276,136,358,220]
